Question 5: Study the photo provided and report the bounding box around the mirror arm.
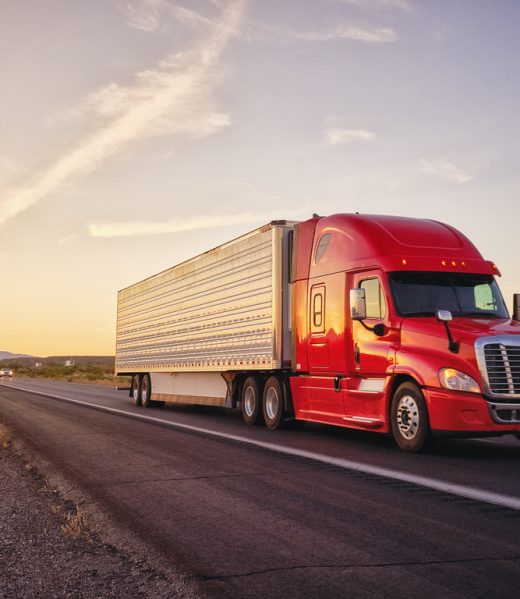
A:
[443,321,459,353]
[358,319,385,337]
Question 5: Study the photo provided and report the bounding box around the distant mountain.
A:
[44,356,115,366]
[0,354,115,367]
[0,351,34,361]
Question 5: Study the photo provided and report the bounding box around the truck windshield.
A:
[389,272,509,319]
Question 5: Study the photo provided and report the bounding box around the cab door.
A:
[305,280,345,421]
[346,272,396,421]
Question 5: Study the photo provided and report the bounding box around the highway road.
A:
[1,377,520,598]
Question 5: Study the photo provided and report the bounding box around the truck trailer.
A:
[116,213,520,452]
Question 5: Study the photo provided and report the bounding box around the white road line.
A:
[6,383,520,512]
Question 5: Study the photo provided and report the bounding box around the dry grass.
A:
[61,506,93,544]
[0,424,12,449]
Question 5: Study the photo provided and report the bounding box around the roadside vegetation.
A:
[0,357,130,387]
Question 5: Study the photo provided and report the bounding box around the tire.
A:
[241,376,264,426]
[132,375,142,407]
[391,382,432,453]
[140,373,152,408]
[263,376,286,430]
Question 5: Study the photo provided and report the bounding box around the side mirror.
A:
[437,310,458,353]
[513,294,520,321]
[350,288,366,320]
[436,310,453,322]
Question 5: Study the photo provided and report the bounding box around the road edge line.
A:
[7,383,520,512]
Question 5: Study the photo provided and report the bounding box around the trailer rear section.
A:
[115,222,295,425]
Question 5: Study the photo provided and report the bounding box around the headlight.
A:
[439,368,481,393]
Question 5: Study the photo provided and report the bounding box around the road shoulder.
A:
[0,422,201,599]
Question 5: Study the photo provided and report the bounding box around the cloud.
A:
[0,1,245,228]
[88,196,326,239]
[120,0,211,32]
[419,158,474,185]
[292,26,396,43]
[88,211,266,238]
[325,128,377,145]
[58,235,78,245]
[264,24,397,44]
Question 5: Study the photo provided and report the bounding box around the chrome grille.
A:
[484,344,520,394]
[475,336,520,400]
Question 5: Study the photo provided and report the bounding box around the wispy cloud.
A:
[0,1,245,228]
[88,211,266,238]
[322,115,378,146]
[262,24,397,44]
[325,128,377,145]
[419,158,474,185]
[292,26,396,43]
[58,234,78,245]
[88,197,325,239]
[120,0,211,32]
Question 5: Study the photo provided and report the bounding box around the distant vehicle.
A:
[0,368,13,377]
[116,214,520,452]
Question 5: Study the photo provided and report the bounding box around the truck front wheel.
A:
[241,377,264,426]
[132,375,142,407]
[391,382,432,453]
[263,376,285,429]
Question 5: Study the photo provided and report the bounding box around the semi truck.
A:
[116,213,520,452]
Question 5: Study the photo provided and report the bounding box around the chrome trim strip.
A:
[499,345,516,394]
[342,416,384,429]
[358,378,385,393]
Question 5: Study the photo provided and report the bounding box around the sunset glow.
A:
[1,0,519,356]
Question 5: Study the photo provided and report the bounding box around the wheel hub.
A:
[265,387,279,420]
[396,395,419,439]
[244,387,255,417]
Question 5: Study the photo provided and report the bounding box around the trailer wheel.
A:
[140,374,152,408]
[391,382,432,453]
[241,377,264,426]
[263,376,285,430]
[132,375,142,407]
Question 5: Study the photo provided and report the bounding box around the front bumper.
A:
[424,387,520,434]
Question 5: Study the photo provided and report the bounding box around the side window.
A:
[315,234,331,264]
[310,285,325,334]
[360,278,387,319]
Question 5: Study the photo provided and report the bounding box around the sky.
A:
[1,0,519,357]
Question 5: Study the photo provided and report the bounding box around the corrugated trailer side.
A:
[116,222,294,381]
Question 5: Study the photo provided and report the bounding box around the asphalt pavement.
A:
[1,379,520,598]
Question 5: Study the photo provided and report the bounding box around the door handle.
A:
[354,343,360,365]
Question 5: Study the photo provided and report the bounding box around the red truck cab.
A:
[290,213,520,451]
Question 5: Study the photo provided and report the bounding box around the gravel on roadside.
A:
[0,423,201,599]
